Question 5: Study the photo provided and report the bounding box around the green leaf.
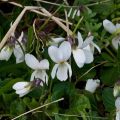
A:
[102,88,115,112]
[0,78,23,95]
[100,67,119,85]
[23,97,39,109]
[10,100,26,120]
[69,94,90,114]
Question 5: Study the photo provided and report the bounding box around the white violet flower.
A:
[0,45,13,61]
[25,53,49,85]
[0,31,25,63]
[72,32,93,68]
[13,82,32,97]
[115,97,120,120]
[103,19,120,49]
[48,41,72,81]
[13,31,25,63]
[85,79,100,93]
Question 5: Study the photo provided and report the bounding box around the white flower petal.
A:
[13,45,25,63]
[16,87,30,94]
[77,32,83,48]
[83,49,93,63]
[112,36,120,50]
[91,41,101,53]
[30,70,48,85]
[103,19,116,34]
[82,36,94,48]
[85,79,100,93]
[65,62,72,77]
[59,41,71,61]
[13,82,30,90]
[48,46,63,63]
[52,37,65,44]
[38,59,49,70]
[116,111,120,120]
[116,23,120,30]
[83,45,91,51]
[72,49,85,68]
[19,90,30,97]
[57,63,68,81]
[76,9,80,16]
[0,46,13,61]
[51,64,59,79]
[25,54,39,70]
[115,97,120,110]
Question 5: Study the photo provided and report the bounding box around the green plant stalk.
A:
[73,16,84,35]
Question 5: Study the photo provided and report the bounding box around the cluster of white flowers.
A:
[0,29,101,97]
[103,19,120,50]
[103,19,120,120]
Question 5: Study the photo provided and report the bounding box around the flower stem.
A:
[11,98,64,120]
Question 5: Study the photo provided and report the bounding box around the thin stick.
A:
[0,8,26,50]
[75,61,107,85]
[8,2,72,25]
[53,113,108,119]
[40,7,73,35]
[0,6,41,50]
[11,98,64,120]
[34,0,111,7]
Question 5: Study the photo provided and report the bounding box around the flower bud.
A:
[113,81,120,97]
[85,79,100,93]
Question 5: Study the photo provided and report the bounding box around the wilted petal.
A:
[103,19,116,34]
[48,46,63,63]
[59,41,71,61]
[112,36,120,50]
[83,49,93,63]
[13,45,25,63]
[25,54,39,70]
[51,64,59,79]
[77,32,83,48]
[38,59,49,70]
[72,49,85,68]
[82,36,94,48]
[0,46,13,61]
[57,63,68,81]
[13,82,30,90]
